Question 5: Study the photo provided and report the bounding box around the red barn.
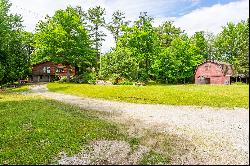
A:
[195,60,234,85]
[30,61,76,82]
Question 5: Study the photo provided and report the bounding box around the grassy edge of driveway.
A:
[47,83,249,108]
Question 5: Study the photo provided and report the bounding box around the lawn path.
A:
[29,84,249,164]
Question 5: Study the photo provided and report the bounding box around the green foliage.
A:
[71,74,85,83]
[87,6,106,70]
[1,1,248,85]
[112,81,134,85]
[106,10,128,45]
[213,20,249,75]
[100,48,138,81]
[0,0,31,85]
[71,70,96,84]
[33,6,95,82]
[191,31,209,60]
[84,72,97,84]
[232,82,248,85]
[152,36,203,83]
[48,83,249,108]
[155,21,183,47]
[58,76,68,83]
[117,12,160,81]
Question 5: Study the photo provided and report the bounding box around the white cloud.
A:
[8,0,249,52]
[173,0,249,36]
[9,0,179,53]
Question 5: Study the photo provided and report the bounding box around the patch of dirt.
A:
[57,140,149,165]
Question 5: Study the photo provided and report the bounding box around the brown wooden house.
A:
[195,60,234,85]
[30,61,76,82]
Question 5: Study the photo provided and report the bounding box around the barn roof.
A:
[195,60,234,76]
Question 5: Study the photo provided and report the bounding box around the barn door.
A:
[205,78,210,84]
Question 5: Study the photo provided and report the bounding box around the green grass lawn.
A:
[48,83,249,108]
[0,90,127,164]
[0,87,172,165]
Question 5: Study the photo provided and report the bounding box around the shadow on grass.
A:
[0,98,126,165]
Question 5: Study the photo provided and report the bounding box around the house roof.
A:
[32,60,51,67]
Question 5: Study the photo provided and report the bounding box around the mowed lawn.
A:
[48,83,249,108]
[0,90,126,164]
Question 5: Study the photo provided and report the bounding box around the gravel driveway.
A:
[29,84,249,165]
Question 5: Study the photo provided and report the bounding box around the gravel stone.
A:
[57,140,149,165]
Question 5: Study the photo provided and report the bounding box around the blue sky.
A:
[168,0,239,16]
[9,0,249,52]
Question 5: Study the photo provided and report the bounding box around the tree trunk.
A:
[95,25,99,72]
[75,66,79,76]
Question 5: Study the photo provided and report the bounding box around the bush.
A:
[58,76,67,83]
[53,75,60,81]
[232,82,248,85]
[100,48,139,81]
[112,81,134,85]
[71,74,85,84]
[71,72,96,84]
[86,72,96,84]
[146,80,157,85]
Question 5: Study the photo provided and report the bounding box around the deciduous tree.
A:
[0,0,30,85]
[106,10,128,45]
[87,6,106,71]
[34,6,95,82]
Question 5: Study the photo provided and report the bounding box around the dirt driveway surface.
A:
[28,84,249,165]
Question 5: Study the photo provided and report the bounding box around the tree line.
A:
[0,0,249,85]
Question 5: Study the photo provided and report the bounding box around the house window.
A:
[40,75,43,79]
[43,66,51,73]
[43,67,46,73]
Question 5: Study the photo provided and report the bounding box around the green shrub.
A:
[71,74,85,83]
[86,72,96,84]
[59,76,67,83]
[52,75,60,82]
[232,82,248,85]
[146,80,157,85]
[71,72,96,84]
[119,81,134,85]
[112,81,134,85]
